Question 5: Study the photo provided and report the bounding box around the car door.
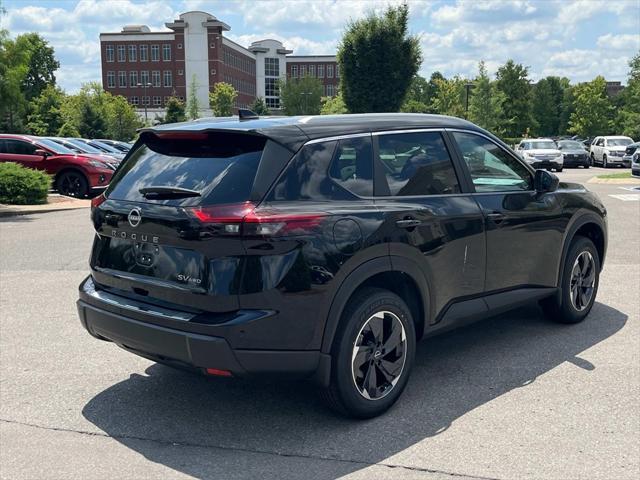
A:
[449,130,564,292]
[594,137,604,162]
[0,139,45,169]
[373,129,486,322]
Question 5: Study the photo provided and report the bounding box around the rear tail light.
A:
[205,368,233,377]
[187,202,326,237]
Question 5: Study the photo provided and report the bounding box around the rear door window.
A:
[377,131,460,196]
[106,132,267,206]
[268,135,373,201]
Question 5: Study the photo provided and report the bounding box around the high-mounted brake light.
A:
[154,132,208,140]
[187,202,326,236]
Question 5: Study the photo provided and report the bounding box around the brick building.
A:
[99,11,337,116]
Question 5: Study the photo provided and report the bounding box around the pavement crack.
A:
[0,418,501,480]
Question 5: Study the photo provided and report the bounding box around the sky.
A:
[1,0,639,93]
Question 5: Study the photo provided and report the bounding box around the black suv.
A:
[78,114,607,418]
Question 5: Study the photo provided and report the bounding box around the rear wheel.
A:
[556,167,563,172]
[56,171,89,198]
[541,236,600,324]
[321,287,416,418]
[590,153,595,166]
[603,155,608,168]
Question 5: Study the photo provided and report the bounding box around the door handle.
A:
[486,212,505,224]
[395,219,422,229]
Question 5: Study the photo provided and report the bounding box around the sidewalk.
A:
[0,194,90,217]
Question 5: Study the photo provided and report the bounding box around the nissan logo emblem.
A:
[128,208,142,227]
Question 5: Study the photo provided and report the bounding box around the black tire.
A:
[590,153,595,166]
[584,163,590,169]
[541,236,600,324]
[321,287,416,418]
[56,170,89,198]
[603,155,608,168]
[556,167,563,172]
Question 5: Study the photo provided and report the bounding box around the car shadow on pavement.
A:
[82,301,627,480]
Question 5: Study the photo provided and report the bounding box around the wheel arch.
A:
[320,256,430,355]
[54,167,89,186]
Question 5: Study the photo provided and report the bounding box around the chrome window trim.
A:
[371,127,444,136]
[305,132,372,145]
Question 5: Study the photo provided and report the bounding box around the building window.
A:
[177,43,182,49]
[151,45,159,62]
[140,45,148,62]
[106,71,115,88]
[105,45,114,62]
[152,96,161,106]
[291,65,298,78]
[162,44,171,61]
[300,65,306,77]
[118,71,127,88]
[163,96,170,105]
[128,45,137,62]
[117,45,126,62]
[163,71,172,87]
[308,65,315,77]
[130,96,139,106]
[178,69,184,76]
[142,96,150,106]
[140,71,149,86]
[326,84,335,97]
[130,71,138,87]
[264,58,279,77]
[336,64,340,78]
[265,77,279,97]
[318,65,324,78]
[265,97,280,109]
[327,64,334,78]
[152,71,161,87]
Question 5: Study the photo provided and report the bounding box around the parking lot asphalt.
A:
[0,167,638,480]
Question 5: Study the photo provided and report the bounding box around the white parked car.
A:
[516,138,563,172]
[632,151,640,178]
[589,136,634,168]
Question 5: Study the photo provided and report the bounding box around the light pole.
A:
[137,82,152,123]
[464,82,474,119]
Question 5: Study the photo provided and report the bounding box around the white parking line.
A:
[608,194,640,201]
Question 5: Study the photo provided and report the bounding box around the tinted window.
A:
[106,132,266,207]
[3,140,37,155]
[269,137,372,201]
[453,132,532,192]
[378,131,460,196]
[328,137,373,197]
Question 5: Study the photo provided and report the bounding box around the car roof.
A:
[141,113,483,151]
[603,136,632,139]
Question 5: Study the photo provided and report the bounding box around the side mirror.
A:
[534,169,559,193]
[34,149,49,158]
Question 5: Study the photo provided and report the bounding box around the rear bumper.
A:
[77,276,330,383]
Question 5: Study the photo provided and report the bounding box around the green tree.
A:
[57,122,80,137]
[401,99,429,113]
[209,82,237,117]
[569,76,614,137]
[78,102,107,138]
[26,85,65,135]
[0,31,29,132]
[320,93,348,114]
[468,61,504,133]
[106,95,141,140]
[187,75,199,120]
[430,77,466,117]
[615,52,640,139]
[14,33,59,101]
[338,4,421,112]
[531,79,555,136]
[164,96,186,123]
[250,97,269,115]
[495,60,534,137]
[559,86,575,135]
[280,75,323,115]
[401,75,430,112]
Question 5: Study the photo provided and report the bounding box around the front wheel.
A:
[56,171,89,198]
[321,287,416,418]
[556,167,563,172]
[541,236,600,324]
[603,155,608,168]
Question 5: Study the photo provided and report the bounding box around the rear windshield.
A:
[106,132,266,206]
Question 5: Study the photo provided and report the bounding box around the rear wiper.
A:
[139,186,201,199]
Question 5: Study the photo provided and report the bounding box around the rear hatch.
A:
[90,130,292,313]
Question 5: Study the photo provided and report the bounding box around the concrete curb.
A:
[0,199,90,218]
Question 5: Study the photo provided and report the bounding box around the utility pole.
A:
[464,82,474,119]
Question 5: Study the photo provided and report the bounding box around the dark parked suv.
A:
[78,114,607,418]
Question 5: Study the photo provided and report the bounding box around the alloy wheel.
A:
[58,172,84,197]
[570,251,596,311]
[351,311,407,400]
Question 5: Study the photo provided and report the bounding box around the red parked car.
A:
[0,134,119,197]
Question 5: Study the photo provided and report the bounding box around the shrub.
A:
[0,163,51,205]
